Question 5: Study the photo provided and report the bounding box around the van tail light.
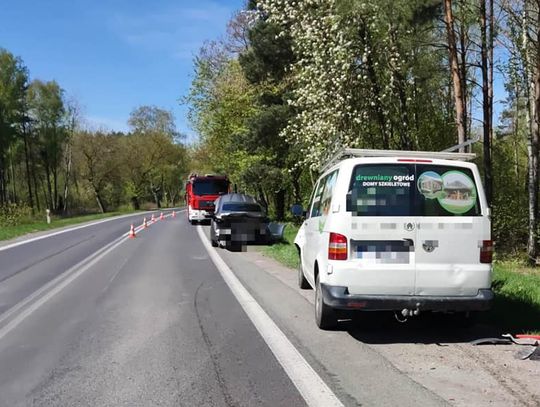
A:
[329,232,348,260]
[480,240,493,263]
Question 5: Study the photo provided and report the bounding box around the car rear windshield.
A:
[347,164,481,216]
[222,203,262,212]
[193,180,229,195]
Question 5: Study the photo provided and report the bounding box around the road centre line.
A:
[0,212,182,333]
[0,209,185,253]
[0,215,168,340]
[0,211,151,252]
[196,226,344,407]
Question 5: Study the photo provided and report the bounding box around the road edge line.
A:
[0,223,150,340]
[196,225,343,407]
[0,208,184,252]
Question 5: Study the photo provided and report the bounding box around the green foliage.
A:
[0,204,32,227]
[490,136,529,254]
[487,263,540,332]
[262,224,300,269]
[239,21,294,83]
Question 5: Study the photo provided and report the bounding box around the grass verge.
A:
[262,223,300,269]
[486,263,540,333]
[0,211,141,242]
[262,224,540,334]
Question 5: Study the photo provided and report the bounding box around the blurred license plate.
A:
[352,240,413,264]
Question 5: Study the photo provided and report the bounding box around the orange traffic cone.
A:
[128,224,136,239]
[143,217,148,228]
[151,214,155,222]
[160,212,164,220]
[172,211,176,218]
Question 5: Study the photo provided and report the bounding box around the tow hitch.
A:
[395,308,421,323]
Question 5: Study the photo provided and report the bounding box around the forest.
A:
[0,48,188,226]
[185,0,540,264]
[2,0,540,265]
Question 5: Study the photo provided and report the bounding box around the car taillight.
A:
[329,232,348,260]
[480,240,493,263]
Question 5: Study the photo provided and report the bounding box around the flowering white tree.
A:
[259,0,366,169]
[258,0,449,169]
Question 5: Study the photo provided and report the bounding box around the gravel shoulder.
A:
[229,246,540,407]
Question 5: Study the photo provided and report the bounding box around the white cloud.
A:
[110,1,234,60]
[84,115,129,132]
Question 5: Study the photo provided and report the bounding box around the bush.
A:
[0,204,33,227]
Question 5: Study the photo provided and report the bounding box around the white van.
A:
[293,149,493,329]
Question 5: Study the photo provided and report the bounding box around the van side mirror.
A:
[291,204,304,217]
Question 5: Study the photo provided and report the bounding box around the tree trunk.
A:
[274,188,286,221]
[153,191,161,209]
[9,147,17,203]
[63,141,72,213]
[45,161,53,211]
[32,162,40,211]
[443,0,467,151]
[53,166,58,211]
[131,196,140,210]
[22,124,34,212]
[292,171,302,203]
[360,22,389,149]
[523,3,540,265]
[96,194,106,213]
[480,0,493,206]
[94,187,106,213]
[258,186,269,213]
[0,158,6,205]
[458,16,469,148]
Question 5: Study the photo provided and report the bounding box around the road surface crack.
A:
[0,235,95,284]
[194,282,236,407]
[456,343,539,406]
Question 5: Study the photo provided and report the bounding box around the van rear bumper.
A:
[321,284,493,312]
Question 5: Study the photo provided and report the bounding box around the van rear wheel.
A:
[315,274,337,330]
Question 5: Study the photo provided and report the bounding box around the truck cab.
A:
[185,174,230,224]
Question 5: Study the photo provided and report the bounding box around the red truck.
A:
[185,174,230,224]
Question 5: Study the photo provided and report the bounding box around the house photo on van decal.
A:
[347,164,480,217]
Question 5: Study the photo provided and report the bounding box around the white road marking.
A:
[0,211,150,252]
[0,210,185,339]
[196,226,344,407]
[0,222,150,340]
[0,209,185,252]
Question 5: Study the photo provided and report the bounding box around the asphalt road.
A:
[0,211,447,407]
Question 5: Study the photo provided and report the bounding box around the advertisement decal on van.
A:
[348,164,480,217]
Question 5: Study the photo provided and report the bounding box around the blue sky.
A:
[0,0,507,143]
[0,0,245,140]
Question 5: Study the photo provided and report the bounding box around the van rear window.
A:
[347,164,480,216]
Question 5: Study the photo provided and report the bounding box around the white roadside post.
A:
[46,209,51,225]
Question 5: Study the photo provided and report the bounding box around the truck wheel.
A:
[298,257,310,289]
[315,274,337,330]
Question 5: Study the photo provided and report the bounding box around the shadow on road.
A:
[340,289,540,345]
[342,312,501,345]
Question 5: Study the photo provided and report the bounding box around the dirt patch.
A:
[249,249,540,407]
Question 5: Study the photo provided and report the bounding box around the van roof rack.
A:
[321,148,476,172]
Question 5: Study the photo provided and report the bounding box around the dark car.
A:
[210,193,269,249]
